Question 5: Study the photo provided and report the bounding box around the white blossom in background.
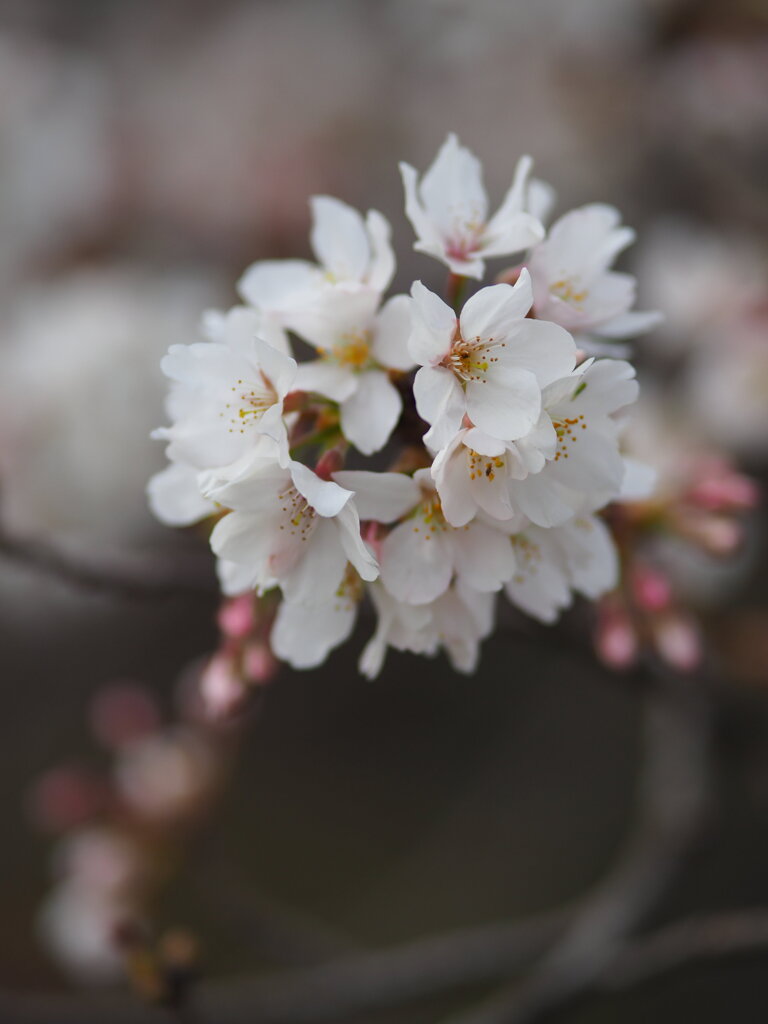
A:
[0,268,222,545]
[400,133,545,278]
[410,271,576,450]
[526,204,661,346]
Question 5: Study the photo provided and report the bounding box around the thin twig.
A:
[0,528,217,601]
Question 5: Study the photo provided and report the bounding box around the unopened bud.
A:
[632,565,672,612]
[652,613,702,673]
[595,602,638,670]
[217,595,255,639]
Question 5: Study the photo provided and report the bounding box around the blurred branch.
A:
[0,526,216,601]
[604,910,768,991]
[440,672,712,1024]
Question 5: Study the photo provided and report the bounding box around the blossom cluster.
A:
[150,134,660,677]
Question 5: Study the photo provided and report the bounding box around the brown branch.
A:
[440,673,712,1024]
[0,528,217,601]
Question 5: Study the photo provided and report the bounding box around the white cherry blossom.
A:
[527,204,661,341]
[432,359,639,529]
[358,469,518,605]
[504,515,618,624]
[203,453,378,601]
[410,271,577,450]
[237,195,395,326]
[290,288,413,455]
[360,580,495,678]
[400,133,544,278]
[154,306,297,471]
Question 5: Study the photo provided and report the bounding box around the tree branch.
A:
[0,528,217,601]
[440,674,712,1024]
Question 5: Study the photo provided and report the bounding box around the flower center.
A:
[320,331,373,371]
[511,533,542,582]
[277,486,318,541]
[445,334,504,385]
[467,449,505,482]
[552,414,586,461]
[223,373,277,434]
[409,494,448,536]
[551,278,589,307]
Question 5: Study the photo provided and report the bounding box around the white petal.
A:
[280,517,348,602]
[620,458,657,500]
[482,155,545,256]
[365,209,396,293]
[251,336,297,397]
[459,274,533,341]
[409,282,456,366]
[335,503,379,581]
[237,260,320,312]
[271,593,358,669]
[380,519,453,605]
[498,319,577,387]
[289,461,353,518]
[431,436,477,528]
[414,365,466,451]
[217,557,259,597]
[419,133,488,237]
[400,161,443,252]
[293,361,358,402]
[332,471,421,523]
[465,366,541,442]
[310,196,371,282]
[340,370,402,455]
[372,295,414,371]
[451,522,516,591]
[147,463,212,526]
[598,310,664,338]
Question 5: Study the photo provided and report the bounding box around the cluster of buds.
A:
[148,133,666,675]
[596,455,759,672]
[31,681,230,992]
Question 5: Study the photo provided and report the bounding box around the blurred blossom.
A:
[89,683,161,752]
[636,221,766,354]
[0,32,113,285]
[40,828,144,983]
[114,729,217,821]
[0,267,223,545]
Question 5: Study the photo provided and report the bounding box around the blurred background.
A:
[1,0,767,1020]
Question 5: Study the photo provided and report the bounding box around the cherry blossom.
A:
[289,288,413,454]
[410,270,577,451]
[433,359,639,529]
[504,515,618,623]
[238,194,395,325]
[202,453,378,601]
[400,133,544,278]
[526,204,661,342]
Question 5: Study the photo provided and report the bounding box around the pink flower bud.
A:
[199,654,246,719]
[632,565,672,612]
[680,513,742,556]
[217,595,255,639]
[595,603,638,670]
[652,613,702,673]
[315,447,345,481]
[687,471,759,511]
[243,642,278,684]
